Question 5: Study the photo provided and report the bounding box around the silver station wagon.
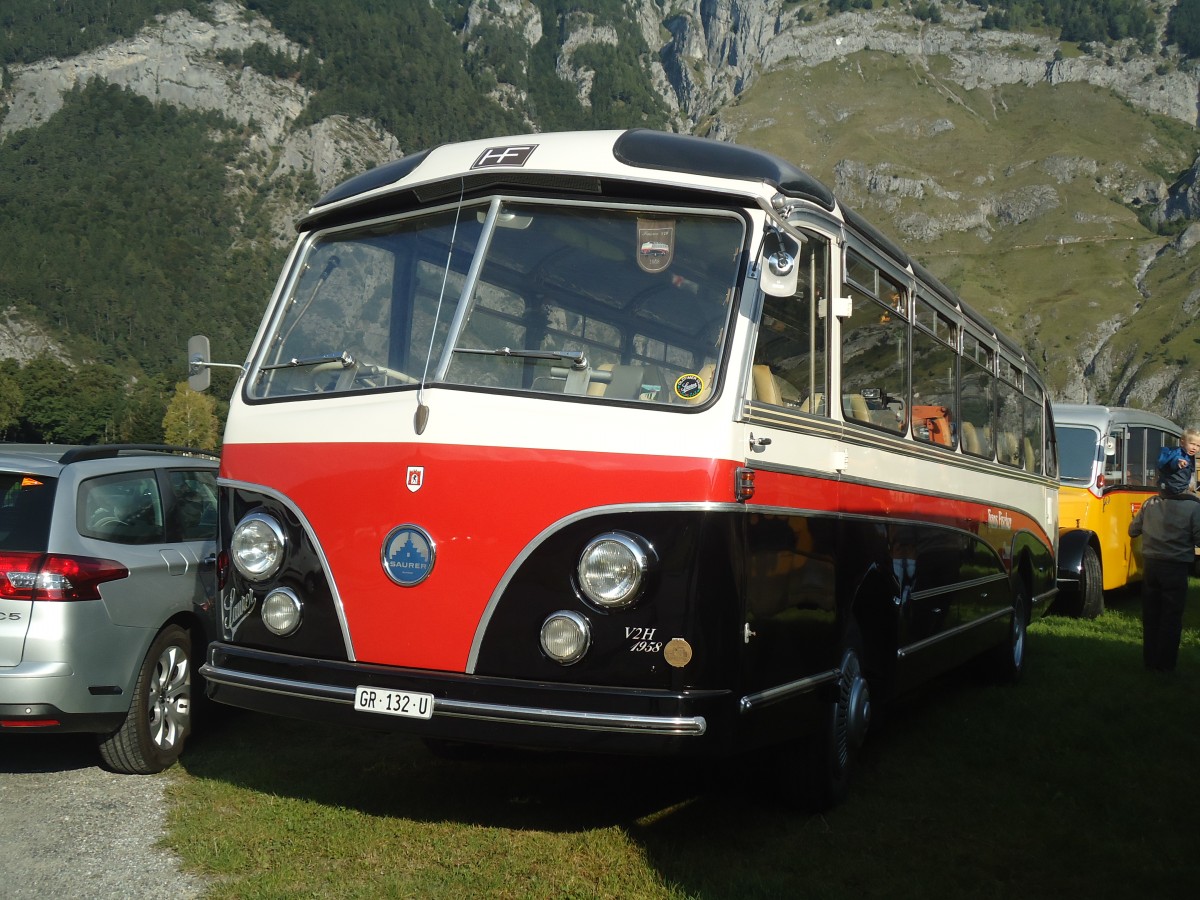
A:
[0,444,218,773]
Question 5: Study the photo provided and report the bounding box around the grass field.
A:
[168,585,1200,899]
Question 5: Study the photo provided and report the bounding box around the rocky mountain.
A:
[2,0,1199,424]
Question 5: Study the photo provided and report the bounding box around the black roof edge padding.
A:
[840,206,909,269]
[57,444,220,465]
[910,259,958,307]
[614,129,836,210]
[910,258,1003,346]
[311,149,434,209]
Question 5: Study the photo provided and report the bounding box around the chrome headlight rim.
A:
[261,587,303,637]
[576,531,653,610]
[539,609,592,665]
[230,511,287,582]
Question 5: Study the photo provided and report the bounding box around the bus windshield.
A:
[1054,424,1101,484]
[248,199,746,403]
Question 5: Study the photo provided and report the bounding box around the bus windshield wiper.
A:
[260,351,355,372]
[454,347,588,369]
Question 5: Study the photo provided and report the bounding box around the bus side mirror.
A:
[188,334,212,392]
[188,334,245,392]
[759,227,801,297]
[1105,436,1117,457]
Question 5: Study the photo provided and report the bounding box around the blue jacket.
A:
[1157,446,1195,494]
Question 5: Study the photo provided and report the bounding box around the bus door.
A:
[1100,426,1137,589]
[738,230,841,698]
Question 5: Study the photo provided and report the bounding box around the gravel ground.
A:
[0,733,207,899]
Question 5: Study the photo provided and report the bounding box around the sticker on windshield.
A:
[636,218,675,273]
[675,373,703,400]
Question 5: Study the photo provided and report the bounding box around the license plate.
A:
[354,685,434,719]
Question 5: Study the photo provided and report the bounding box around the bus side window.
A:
[1126,426,1148,485]
[840,253,907,433]
[912,297,958,449]
[960,333,995,460]
[751,233,828,413]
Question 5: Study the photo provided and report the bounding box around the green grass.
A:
[167,586,1200,898]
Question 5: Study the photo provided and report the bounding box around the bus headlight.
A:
[231,512,287,582]
[261,587,302,636]
[540,610,591,664]
[577,532,652,609]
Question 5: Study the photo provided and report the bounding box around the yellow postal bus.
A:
[1053,403,1182,617]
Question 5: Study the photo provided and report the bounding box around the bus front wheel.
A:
[794,638,871,811]
[1078,546,1105,619]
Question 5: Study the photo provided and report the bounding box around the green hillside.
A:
[2,1,1199,441]
[714,50,1200,409]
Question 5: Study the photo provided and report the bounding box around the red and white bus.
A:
[196,130,1058,808]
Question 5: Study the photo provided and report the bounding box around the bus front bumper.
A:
[200,643,734,755]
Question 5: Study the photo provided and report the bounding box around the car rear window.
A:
[0,473,56,552]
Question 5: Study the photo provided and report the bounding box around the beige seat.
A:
[682,363,717,405]
[799,392,825,414]
[961,421,981,455]
[751,365,783,405]
[847,393,871,423]
[587,363,615,396]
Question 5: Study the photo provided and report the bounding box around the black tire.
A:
[1078,545,1105,619]
[792,637,872,811]
[988,579,1028,684]
[98,625,192,774]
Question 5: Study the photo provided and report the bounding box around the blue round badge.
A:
[381,525,435,586]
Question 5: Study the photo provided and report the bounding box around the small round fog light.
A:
[540,610,591,665]
[261,587,302,636]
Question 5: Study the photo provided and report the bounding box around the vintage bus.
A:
[195,130,1058,809]
[1053,403,1182,617]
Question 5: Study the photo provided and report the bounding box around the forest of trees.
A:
[972,0,1159,48]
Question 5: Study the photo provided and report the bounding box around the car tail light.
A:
[0,552,129,601]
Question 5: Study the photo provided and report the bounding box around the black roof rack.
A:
[55,444,220,465]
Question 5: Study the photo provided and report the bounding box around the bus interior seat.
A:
[1023,438,1036,473]
[847,393,871,423]
[683,363,717,404]
[587,363,616,396]
[800,392,825,414]
[530,376,566,393]
[590,364,665,401]
[751,365,783,405]
[999,433,1020,466]
[961,422,981,455]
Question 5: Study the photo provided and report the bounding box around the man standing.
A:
[1129,488,1200,671]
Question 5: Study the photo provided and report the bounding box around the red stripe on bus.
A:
[222,443,1049,671]
[222,442,735,670]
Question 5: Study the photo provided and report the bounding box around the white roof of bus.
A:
[304,130,821,221]
[1052,402,1181,434]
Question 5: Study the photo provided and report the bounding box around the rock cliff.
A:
[1,0,1198,418]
